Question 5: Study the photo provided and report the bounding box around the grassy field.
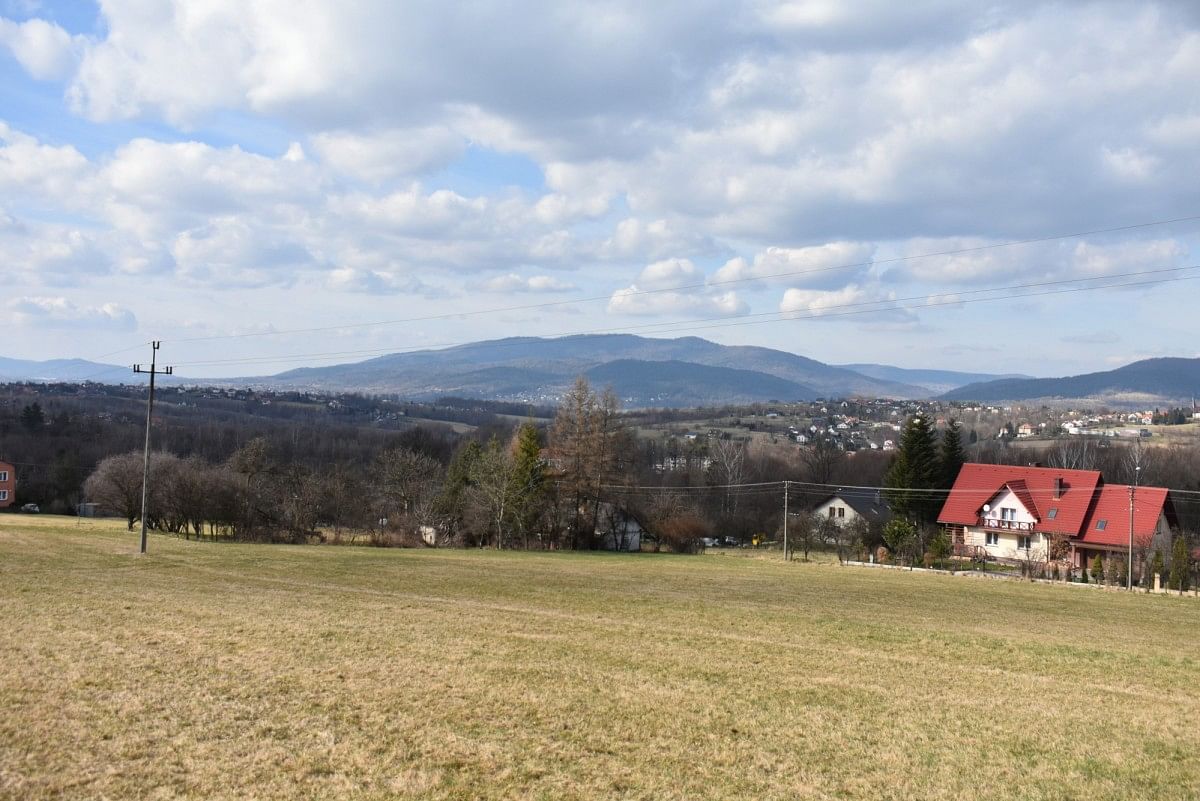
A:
[3,517,1200,800]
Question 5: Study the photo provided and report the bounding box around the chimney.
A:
[1054,477,1064,499]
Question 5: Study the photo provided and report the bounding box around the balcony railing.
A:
[978,517,1034,531]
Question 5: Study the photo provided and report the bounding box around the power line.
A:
[601,478,1200,497]
[161,213,1200,345]
[166,265,1200,369]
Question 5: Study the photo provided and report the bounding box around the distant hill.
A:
[838,364,1031,395]
[940,357,1200,403]
[582,360,814,406]
[0,357,131,383]
[264,334,927,405]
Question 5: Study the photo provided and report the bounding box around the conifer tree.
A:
[939,419,966,489]
[884,415,940,522]
[508,423,547,549]
[1091,554,1104,586]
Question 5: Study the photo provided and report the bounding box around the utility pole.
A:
[133,342,173,555]
[1127,458,1140,591]
[782,480,790,561]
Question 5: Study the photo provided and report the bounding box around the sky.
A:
[1,0,1199,381]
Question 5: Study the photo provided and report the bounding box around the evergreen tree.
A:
[1152,549,1165,588]
[882,518,918,565]
[20,402,45,432]
[436,440,482,541]
[508,423,547,549]
[1091,554,1104,586]
[884,415,940,522]
[1169,536,1191,593]
[939,419,966,489]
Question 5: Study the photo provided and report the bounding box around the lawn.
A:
[2,516,1200,800]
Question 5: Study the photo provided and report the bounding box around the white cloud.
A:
[0,122,89,200]
[310,127,465,183]
[6,296,136,331]
[607,287,748,317]
[0,16,80,80]
[326,266,448,296]
[634,258,705,290]
[779,284,914,323]
[608,258,748,316]
[3,2,1200,371]
[170,217,317,287]
[480,273,576,293]
[712,242,875,290]
[1070,239,1186,277]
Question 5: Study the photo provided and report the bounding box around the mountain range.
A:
[940,357,1200,404]
[5,336,1197,407]
[0,356,134,383]
[264,335,929,402]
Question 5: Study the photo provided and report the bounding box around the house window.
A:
[837,507,845,518]
[1096,519,1107,531]
[986,531,1000,546]
[1047,508,1058,519]
[828,507,836,518]
[0,470,7,482]
[0,490,7,501]
[1001,507,1016,521]
[1018,535,1032,550]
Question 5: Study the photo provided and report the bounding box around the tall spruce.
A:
[939,419,966,489]
[884,414,940,522]
[436,439,482,539]
[508,423,547,549]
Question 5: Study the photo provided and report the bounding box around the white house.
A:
[810,490,892,527]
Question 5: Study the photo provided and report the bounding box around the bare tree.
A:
[467,437,518,548]
[800,436,845,486]
[83,451,146,530]
[710,438,747,514]
[1045,438,1101,471]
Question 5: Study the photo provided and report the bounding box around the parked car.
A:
[701,537,719,548]
[21,503,40,513]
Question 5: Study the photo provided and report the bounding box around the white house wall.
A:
[963,527,1048,561]
[980,487,1038,527]
[812,498,862,526]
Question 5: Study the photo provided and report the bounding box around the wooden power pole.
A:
[783,480,790,561]
[133,341,173,555]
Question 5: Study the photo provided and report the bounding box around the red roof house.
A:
[938,463,1173,569]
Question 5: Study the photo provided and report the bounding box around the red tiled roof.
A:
[938,463,1103,536]
[1077,485,1169,548]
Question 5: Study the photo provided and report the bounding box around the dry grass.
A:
[3,516,1200,800]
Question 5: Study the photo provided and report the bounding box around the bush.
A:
[1152,550,1165,588]
[1091,554,1105,586]
[657,514,712,555]
[928,531,951,562]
